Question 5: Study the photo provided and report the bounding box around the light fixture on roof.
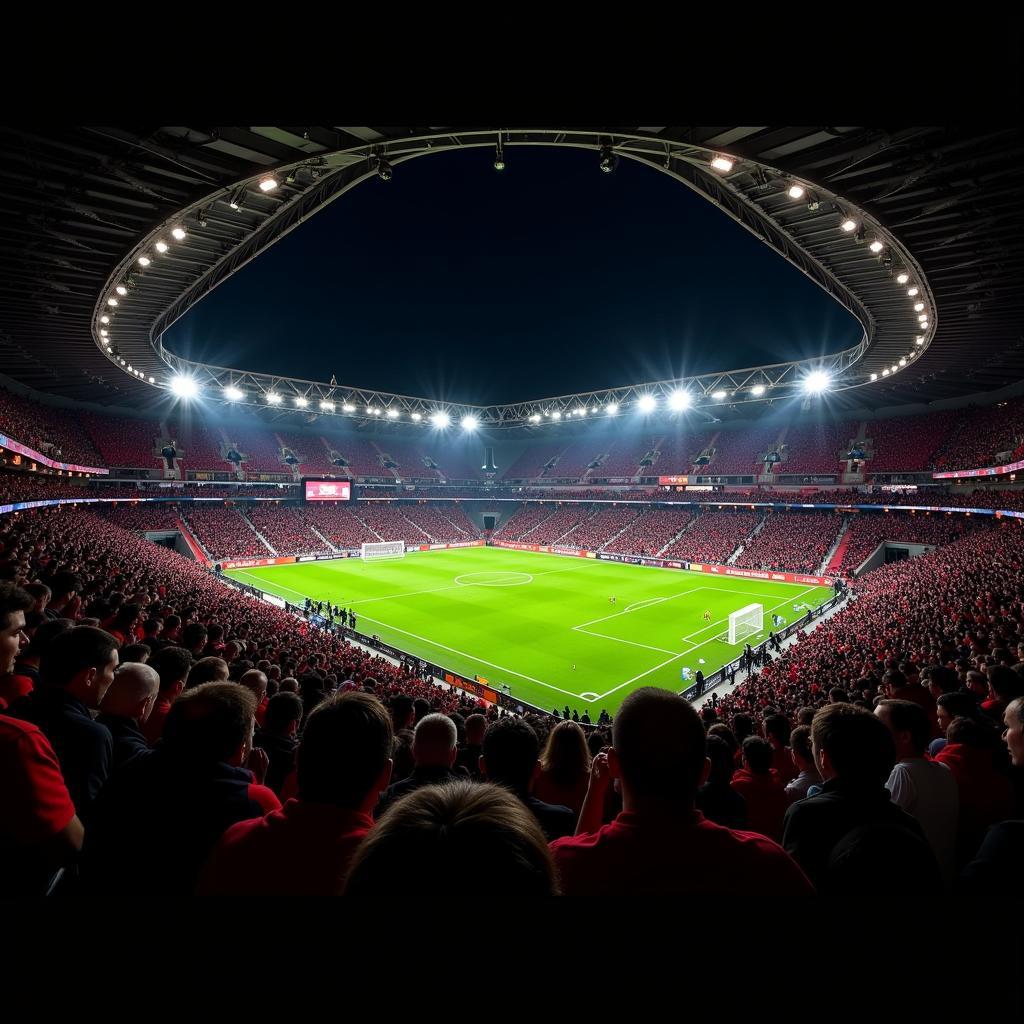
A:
[229,188,244,210]
[802,370,831,394]
[918,314,928,324]
[787,183,805,199]
[107,297,118,307]
[599,143,619,174]
[119,358,126,364]
[841,218,857,232]
[854,226,866,244]
[907,286,919,297]
[712,390,728,401]
[891,365,898,373]
[342,403,355,413]
[115,285,128,296]
[100,315,110,324]
[126,365,133,372]
[171,227,187,241]
[710,155,734,173]
[919,320,929,329]
[882,368,890,377]
[138,256,151,267]
[899,357,907,367]
[411,412,423,421]
[869,240,884,253]
[915,337,924,345]
[638,394,658,413]
[266,393,282,405]
[170,375,199,399]
[370,407,381,415]
[606,403,619,415]
[668,390,691,411]
[750,384,766,397]
[295,396,309,408]
[493,142,505,171]
[870,373,878,381]
[376,157,393,181]
[148,376,155,383]
[431,410,450,428]
[259,176,279,192]
[319,400,334,411]
[914,302,925,312]
[896,273,910,284]
[529,413,541,423]
[100,329,108,337]
[223,386,244,401]
[386,408,398,419]
[552,410,562,420]
[155,241,169,253]
[806,196,821,212]
[462,415,479,430]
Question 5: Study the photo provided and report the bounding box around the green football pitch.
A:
[227,547,832,714]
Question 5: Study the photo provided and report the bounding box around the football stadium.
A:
[1,124,1023,903]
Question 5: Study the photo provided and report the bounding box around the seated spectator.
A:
[875,699,959,885]
[186,656,228,689]
[935,716,1015,867]
[533,720,592,817]
[764,713,797,785]
[375,713,461,819]
[144,646,192,745]
[697,734,747,830]
[785,725,822,803]
[959,697,1024,899]
[783,703,940,895]
[480,716,575,841]
[390,694,415,734]
[119,643,151,665]
[551,687,812,898]
[344,780,557,896]
[82,682,271,897]
[982,664,1022,722]
[730,736,789,841]
[199,692,393,895]
[239,668,269,728]
[0,617,72,708]
[97,663,159,770]
[929,692,982,756]
[455,712,486,779]
[255,692,302,794]
[6,626,117,820]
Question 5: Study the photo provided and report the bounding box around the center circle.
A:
[454,571,533,587]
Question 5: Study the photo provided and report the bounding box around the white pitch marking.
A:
[571,626,679,656]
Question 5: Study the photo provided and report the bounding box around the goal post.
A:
[361,541,406,561]
[728,603,763,645]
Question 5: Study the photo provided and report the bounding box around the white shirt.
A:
[885,758,959,884]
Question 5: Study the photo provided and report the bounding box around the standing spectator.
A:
[6,626,118,820]
[255,692,302,794]
[239,668,269,728]
[697,734,747,830]
[82,682,268,897]
[144,646,192,745]
[199,692,393,895]
[375,713,461,819]
[534,720,592,817]
[0,618,72,709]
[764,713,797,785]
[481,717,576,841]
[875,699,960,885]
[551,687,812,898]
[730,736,789,841]
[785,725,822,803]
[97,663,159,770]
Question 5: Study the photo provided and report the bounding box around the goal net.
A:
[728,603,763,645]
[361,541,406,561]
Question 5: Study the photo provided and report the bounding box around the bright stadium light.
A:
[896,273,910,285]
[138,256,151,267]
[907,287,919,296]
[99,329,108,337]
[787,183,805,199]
[171,226,187,241]
[916,337,924,345]
[667,390,690,411]
[750,384,766,397]
[552,410,562,420]
[369,407,381,415]
[170,375,199,399]
[266,393,282,405]
[462,415,478,430]
[155,241,169,253]
[115,285,128,296]
[606,403,619,415]
[712,389,728,400]
[107,297,118,306]
[411,412,423,421]
[802,370,831,394]
[319,400,334,411]
[386,408,399,419]
[223,386,244,401]
[342,403,355,413]
[869,240,884,253]
[914,302,925,312]
[100,315,110,324]
[899,357,907,366]
[431,410,450,428]
[882,368,890,376]
[638,394,657,413]
[148,376,155,383]
[294,396,309,407]
[529,413,541,422]
[870,373,878,381]
[710,155,734,172]
[840,219,857,232]
[259,176,278,192]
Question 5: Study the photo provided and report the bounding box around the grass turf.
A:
[228,547,832,714]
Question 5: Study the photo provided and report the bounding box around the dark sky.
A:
[164,147,863,405]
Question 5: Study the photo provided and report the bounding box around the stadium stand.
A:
[275,433,338,477]
[777,421,858,475]
[558,504,639,550]
[932,397,1024,471]
[661,510,763,564]
[81,411,162,468]
[296,505,380,550]
[653,431,714,476]
[0,388,104,467]
[246,506,330,556]
[181,507,269,560]
[222,426,285,475]
[867,410,958,473]
[733,511,844,574]
[492,504,557,541]
[501,442,567,480]
[705,424,782,476]
[607,507,697,556]
[837,512,984,575]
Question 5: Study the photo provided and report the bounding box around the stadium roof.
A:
[1,126,1021,422]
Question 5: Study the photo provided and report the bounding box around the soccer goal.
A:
[728,603,763,645]
[361,541,406,561]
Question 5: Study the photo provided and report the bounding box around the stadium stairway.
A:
[398,511,433,543]
[175,519,209,562]
[825,519,854,575]
[599,515,641,552]
[727,512,768,564]
[309,525,339,553]
[438,508,472,537]
[655,513,698,557]
[241,512,278,555]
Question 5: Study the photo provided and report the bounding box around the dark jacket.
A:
[375,765,461,820]
[783,777,937,891]
[96,713,152,772]
[697,781,748,831]
[958,820,1024,899]
[523,793,576,842]
[7,687,112,819]
[81,747,263,897]
[254,730,298,795]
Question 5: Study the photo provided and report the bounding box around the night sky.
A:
[165,147,863,405]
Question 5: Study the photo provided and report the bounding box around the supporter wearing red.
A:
[764,713,798,785]
[96,663,160,771]
[480,716,576,842]
[143,646,192,745]
[1,616,69,709]
[730,736,789,841]
[199,691,393,895]
[784,725,821,802]
[875,699,959,885]
[6,626,118,820]
[934,716,1015,866]
[375,713,462,819]
[958,697,1024,899]
[239,668,269,728]
[533,720,592,817]
[782,704,940,896]
[345,780,558,896]
[884,668,938,731]
[254,692,302,794]
[551,687,812,898]
[81,682,271,897]
[982,664,1022,721]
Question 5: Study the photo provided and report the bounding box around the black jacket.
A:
[7,687,112,820]
[375,765,461,819]
[523,794,576,842]
[254,730,298,795]
[96,713,152,772]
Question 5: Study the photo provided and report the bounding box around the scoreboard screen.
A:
[304,479,351,502]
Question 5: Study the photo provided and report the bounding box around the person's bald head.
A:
[101,662,160,723]
[413,713,458,768]
[239,668,268,703]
